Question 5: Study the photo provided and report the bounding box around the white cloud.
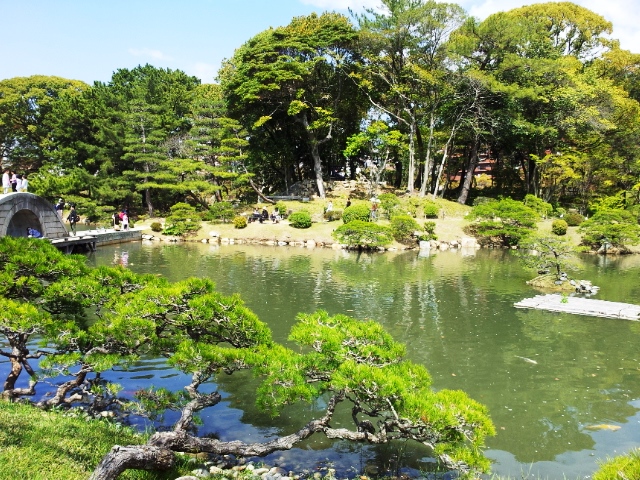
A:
[128,48,173,61]
[191,62,219,83]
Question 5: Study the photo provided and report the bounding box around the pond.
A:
[86,242,640,478]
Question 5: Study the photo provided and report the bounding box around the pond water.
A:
[85,242,640,478]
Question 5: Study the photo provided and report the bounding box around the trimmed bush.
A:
[551,219,568,236]
[233,215,248,229]
[423,201,439,219]
[390,214,421,245]
[208,201,236,223]
[378,193,400,218]
[333,220,394,249]
[163,202,201,237]
[420,221,438,241]
[564,212,584,226]
[150,222,163,232]
[324,209,343,222]
[288,211,312,229]
[342,204,371,224]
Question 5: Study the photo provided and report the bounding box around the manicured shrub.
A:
[163,202,202,237]
[150,222,163,232]
[423,201,439,219]
[551,219,568,236]
[523,194,553,218]
[466,198,539,246]
[288,211,312,229]
[390,214,421,245]
[579,208,640,250]
[324,209,343,222]
[342,204,371,224]
[564,212,584,226]
[378,193,400,218]
[233,215,247,229]
[420,221,438,241]
[208,201,236,223]
[333,220,394,248]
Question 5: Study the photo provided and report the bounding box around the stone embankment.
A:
[141,232,481,252]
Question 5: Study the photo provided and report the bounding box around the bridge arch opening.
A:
[6,209,43,237]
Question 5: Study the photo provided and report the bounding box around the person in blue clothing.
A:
[27,227,43,238]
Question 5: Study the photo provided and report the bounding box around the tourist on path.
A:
[67,205,79,236]
[1,169,10,194]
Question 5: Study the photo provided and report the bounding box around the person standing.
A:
[1,169,10,194]
[10,172,17,192]
[67,205,79,236]
[55,199,65,218]
[18,174,28,192]
[122,212,129,231]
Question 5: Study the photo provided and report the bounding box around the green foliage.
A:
[564,212,585,226]
[233,215,248,229]
[378,193,400,218]
[390,214,421,245]
[207,201,236,223]
[523,194,553,218]
[593,448,640,480]
[466,198,539,246]
[423,201,440,218]
[288,211,312,229]
[342,204,371,224]
[0,401,192,480]
[0,238,494,475]
[163,203,202,237]
[551,219,568,236]
[579,208,640,250]
[420,221,438,241]
[333,220,394,248]
[518,235,579,279]
[323,209,343,222]
[274,201,287,216]
[150,222,163,232]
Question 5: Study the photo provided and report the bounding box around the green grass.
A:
[0,401,190,480]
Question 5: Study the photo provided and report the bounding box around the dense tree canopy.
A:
[0,2,638,221]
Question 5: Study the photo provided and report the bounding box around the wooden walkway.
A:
[514,294,640,321]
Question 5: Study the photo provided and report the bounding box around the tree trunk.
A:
[419,112,436,197]
[406,121,416,193]
[89,445,175,480]
[457,137,480,205]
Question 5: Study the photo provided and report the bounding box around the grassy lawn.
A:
[0,401,189,480]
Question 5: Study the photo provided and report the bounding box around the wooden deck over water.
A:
[515,294,640,321]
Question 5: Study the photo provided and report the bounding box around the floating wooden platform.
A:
[515,294,640,321]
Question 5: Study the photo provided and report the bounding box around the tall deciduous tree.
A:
[222,13,362,199]
[0,76,88,171]
[354,0,466,193]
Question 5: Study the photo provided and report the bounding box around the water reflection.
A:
[86,243,640,478]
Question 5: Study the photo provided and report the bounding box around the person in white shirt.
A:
[18,174,28,192]
[2,169,10,194]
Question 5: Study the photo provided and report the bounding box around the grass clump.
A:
[0,401,189,479]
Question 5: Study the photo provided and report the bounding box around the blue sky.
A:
[2,0,638,85]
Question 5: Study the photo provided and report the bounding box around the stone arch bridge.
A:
[0,192,68,239]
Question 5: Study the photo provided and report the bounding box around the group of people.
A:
[250,207,280,223]
[2,169,28,194]
[112,210,129,231]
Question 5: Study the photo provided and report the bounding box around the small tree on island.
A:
[517,235,579,282]
[0,238,495,479]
